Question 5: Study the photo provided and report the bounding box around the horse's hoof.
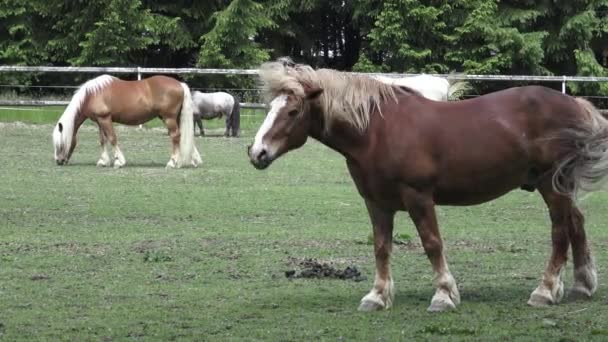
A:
[358,290,391,312]
[96,160,108,167]
[166,159,177,169]
[358,298,385,312]
[112,158,125,169]
[527,287,556,307]
[427,294,456,312]
[568,286,593,301]
[527,293,552,307]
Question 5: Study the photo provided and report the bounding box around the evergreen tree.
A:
[197,0,274,68]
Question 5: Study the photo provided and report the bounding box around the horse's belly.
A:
[112,112,157,126]
[433,167,529,205]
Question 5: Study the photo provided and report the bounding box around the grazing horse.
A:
[248,60,608,312]
[192,91,241,137]
[373,74,469,101]
[52,75,201,168]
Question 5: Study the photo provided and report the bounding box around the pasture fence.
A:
[1,66,607,114]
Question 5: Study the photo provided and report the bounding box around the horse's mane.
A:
[53,74,117,154]
[259,60,401,132]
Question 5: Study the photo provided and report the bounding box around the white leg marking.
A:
[166,158,177,169]
[191,146,202,167]
[358,274,394,311]
[112,146,126,168]
[96,144,111,167]
[250,95,287,158]
[428,271,460,312]
[570,260,598,300]
[528,267,565,307]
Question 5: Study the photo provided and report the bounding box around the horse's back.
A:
[193,91,235,113]
[88,76,185,124]
[375,85,585,205]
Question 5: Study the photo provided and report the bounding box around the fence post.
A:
[138,67,143,129]
[562,76,566,94]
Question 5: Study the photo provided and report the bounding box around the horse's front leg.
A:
[401,187,460,312]
[98,116,126,168]
[96,125,111,167]
[358,200,396,311]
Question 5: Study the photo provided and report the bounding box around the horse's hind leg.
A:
[98,116,126,168]
[96,124,111,167]
[401,188,460,312]
[224,113,231,137]
[568,204,597,300]
[164,117,180,168]
[195,116,204,137]
[528,183,572,306]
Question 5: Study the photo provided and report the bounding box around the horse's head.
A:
[53,121,76,165]
[248,86,323,169]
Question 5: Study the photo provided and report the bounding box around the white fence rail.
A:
[0,99,267,110]
[1,65,607,108]
[2,65,608,82]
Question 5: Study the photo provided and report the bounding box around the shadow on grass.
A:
[265,281,536,310]
[60,161,169,168]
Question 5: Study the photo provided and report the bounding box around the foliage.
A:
[197,0,273,68]
[0,0,606,96]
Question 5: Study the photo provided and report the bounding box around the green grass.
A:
[1,115,608,340]
[0,105,266,131]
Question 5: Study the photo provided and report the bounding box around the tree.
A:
[197,0,274,68]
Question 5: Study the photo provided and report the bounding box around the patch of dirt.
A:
[30,274,50,281]
[131,239,173,254]
[285,258,367,282]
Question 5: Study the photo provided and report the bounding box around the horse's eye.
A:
[288,110,299,117]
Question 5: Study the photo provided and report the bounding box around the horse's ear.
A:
[58,123,63,133]
[305,87,323,100]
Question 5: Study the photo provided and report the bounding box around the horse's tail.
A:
[230,94,241,137]
[553,97,608,198]
[447,80,471,101]
[178,82,196,167]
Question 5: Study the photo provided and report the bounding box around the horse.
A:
[191,91,241,137]
[373,74,469,101]
[248,59,608,312]
[52,75,201,168]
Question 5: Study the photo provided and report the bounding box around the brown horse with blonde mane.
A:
[248,59,608,312]
[53,75,201,168]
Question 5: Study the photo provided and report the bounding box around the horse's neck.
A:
[310,113,369,163]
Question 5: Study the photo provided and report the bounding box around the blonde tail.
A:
[447,81,471,101]
[178,83,196,167]
[553,98,608,198]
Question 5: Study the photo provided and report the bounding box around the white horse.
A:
[373,74,468,101]
[191,91,241,137]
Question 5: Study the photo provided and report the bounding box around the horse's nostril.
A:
[258,149,268,161]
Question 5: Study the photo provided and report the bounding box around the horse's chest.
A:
[346,161,403,209]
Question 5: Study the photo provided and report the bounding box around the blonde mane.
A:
[53,75,116,155]
[259,61,400,132]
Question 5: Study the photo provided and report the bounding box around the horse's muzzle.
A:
[56,159,66,166]
[247,144,271,170]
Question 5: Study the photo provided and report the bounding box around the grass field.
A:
[0,106,266,130]
[1,110,608,340]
